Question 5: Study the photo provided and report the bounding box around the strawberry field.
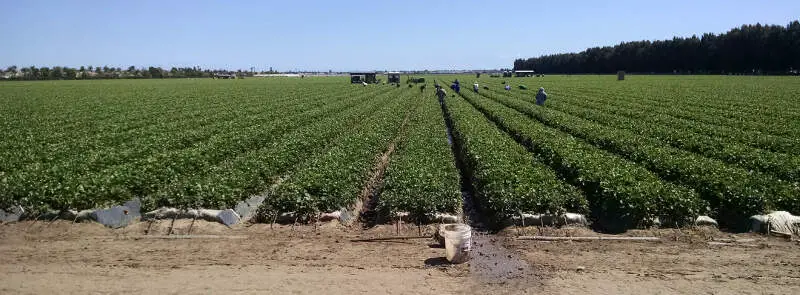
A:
[1,75,798,231]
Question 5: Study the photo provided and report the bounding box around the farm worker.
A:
[436,86,447,100]
[362,81,368,87]
[535,87,547,106]
[452,83,460,93]
[473,82,479,92]
[505,84,511,91]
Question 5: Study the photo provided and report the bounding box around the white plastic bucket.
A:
[443,224,472,264]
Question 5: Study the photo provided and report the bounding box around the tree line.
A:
[514,21,800,74]
[0,66,278,80]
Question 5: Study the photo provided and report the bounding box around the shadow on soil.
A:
[424,257,451,267]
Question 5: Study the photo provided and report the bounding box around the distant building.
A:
[514,70,535,77]
[214,73,237,79]
[350,72,376,84]
[253,73,302,77]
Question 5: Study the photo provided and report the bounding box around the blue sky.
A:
[1,0,798,71]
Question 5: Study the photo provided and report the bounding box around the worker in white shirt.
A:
[535,87,547,105]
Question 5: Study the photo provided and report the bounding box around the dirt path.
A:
[1,221,798,294]
[506,227,800,295]
[0,221,470,295]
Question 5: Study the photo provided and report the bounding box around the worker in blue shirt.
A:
[451,80,460,93]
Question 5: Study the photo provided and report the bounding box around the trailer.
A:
[514,70,536,77]
[387,72,401,83]
[350,72,377,84]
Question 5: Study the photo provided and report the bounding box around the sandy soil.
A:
[507,227,800,295]
[1,220,798,294]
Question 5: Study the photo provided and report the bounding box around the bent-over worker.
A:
[436,86,447,100]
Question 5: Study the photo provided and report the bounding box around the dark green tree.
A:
[515,20,800,75]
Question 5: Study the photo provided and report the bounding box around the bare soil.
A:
[1,221,798,294]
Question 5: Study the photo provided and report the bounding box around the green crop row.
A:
[0,81,303,165]
[378,94,462,219]
[551,89,800,155]
[442,88,589,225]
[154,86,404,211]
[459,90,704,231]
[563,86,800,141]
[2,83,386,174]
[538,95,800,183]
[0,80,395,212]
[553,88,800,155]
[557,79,800,138]
[264,87,418,217]
[140,86,403,210]
[480,90,799,229]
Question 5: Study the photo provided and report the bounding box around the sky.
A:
[1,0,798,71]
